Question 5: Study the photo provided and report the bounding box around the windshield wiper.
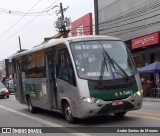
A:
[99,45,114,85]
[99,53,108,85]
[99,41,129,81]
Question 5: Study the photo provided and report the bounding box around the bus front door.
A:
[15,60,25,104]
[46,52,58,109]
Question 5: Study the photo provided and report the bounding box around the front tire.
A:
[114,111,126,117]
[63,102,75,124]
[27,97,37,113]
[4,95,9,99]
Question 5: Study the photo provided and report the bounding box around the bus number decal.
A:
[123,90,133,96]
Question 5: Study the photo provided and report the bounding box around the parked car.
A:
[6,80,14,94]
[0,83,9,98]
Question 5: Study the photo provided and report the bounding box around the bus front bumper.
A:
[73,92,143,119]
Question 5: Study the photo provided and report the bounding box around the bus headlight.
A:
[136,91,141,96]
[80,97,100,104]
[134,90,143,96]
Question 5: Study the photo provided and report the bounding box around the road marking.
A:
[142,103,152,106]
[128,111,160,120]
[0,105,90,136]
[127,114,160,121]
[129,111,160,116]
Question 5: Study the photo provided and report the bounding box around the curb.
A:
[143,98,160,102]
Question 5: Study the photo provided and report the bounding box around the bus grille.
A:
[94,83,133,90]
[97,101,134,114]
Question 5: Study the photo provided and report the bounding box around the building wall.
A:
[5,59,12,78]
[71,13,93,36]
[95,0,160,86]
[96,0,160,41]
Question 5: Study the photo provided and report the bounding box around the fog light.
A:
[133,90,142,97]
[80,97,100,104]
[136,91,141,96]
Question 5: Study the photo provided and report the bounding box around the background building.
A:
[5,58,12,79]
[94,0,160,68]
[0,60,5,79]
[94,0,160,86]
[71,13,93,36]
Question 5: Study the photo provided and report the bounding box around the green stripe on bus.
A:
[24,84,39,98]
[90,85,138,101]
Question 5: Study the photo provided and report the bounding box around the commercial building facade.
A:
[94,0,160,68]
[71,13,93,36]
[94,0,160,88]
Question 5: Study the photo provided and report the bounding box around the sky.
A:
[0,0,94,61]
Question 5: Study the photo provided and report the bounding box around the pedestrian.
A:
[141,77,145,85]
[156,81,160,98]
[1,77,6,85]
[146,80,152,97]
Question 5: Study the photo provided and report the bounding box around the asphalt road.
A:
[0,94,160,136]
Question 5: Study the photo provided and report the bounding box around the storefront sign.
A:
[132,33,159,49]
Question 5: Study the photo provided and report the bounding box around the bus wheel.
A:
[114,111,126,117]
[27,97,36,113]
[63,102,75,124]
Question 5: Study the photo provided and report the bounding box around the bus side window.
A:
[57,49,76,86]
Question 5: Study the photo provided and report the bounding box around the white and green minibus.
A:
[12,35,143,123]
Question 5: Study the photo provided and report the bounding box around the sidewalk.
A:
[143,97,160,102]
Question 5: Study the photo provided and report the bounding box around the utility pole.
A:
[18,36,22,51]
[55,3,70,38]
[59,3,66,37]
[94,0,99,35]
[60,3,64,22]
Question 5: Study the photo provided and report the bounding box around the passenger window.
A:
[57,49,76,86]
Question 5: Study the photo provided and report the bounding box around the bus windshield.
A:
[70,40,137,80]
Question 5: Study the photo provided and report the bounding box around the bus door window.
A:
[49,60,54,80]
[56,49,76,86]
[48,53,55,81]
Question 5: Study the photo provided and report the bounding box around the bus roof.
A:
[66,35,120,42]
[11,35,121,59]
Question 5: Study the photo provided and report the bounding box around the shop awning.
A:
[138,61,160,73]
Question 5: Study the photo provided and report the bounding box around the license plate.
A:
[112,100,123,106]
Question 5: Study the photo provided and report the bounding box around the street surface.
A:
[0,94,160,136]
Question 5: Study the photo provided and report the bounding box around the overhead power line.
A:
[0,5,57,16]
[0,0,59,46]
[0,0,43,39]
